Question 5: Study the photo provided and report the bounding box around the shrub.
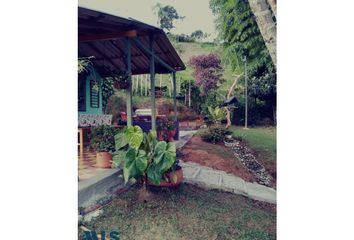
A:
[90,125,117,152]
[200,125,231,144]
[105,95,126,124]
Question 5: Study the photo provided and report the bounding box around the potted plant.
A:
[166,119,177,142]
[112,70,129,89]
[157,119,168,141]
[112,126,183,200]
[151,158,183,187]
[90,125,117,168]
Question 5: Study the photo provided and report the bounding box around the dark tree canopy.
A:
[154,4,184,32]
[191,30,204,40]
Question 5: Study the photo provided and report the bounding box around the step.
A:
[78,168,124,208]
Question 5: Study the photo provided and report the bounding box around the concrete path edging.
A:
[180,160,276,204]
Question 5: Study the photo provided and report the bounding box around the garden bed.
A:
[180,136,256,182]
[80,184,276,240]
[231,127,276,181]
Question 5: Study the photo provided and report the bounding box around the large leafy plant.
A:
[112,126,176,185]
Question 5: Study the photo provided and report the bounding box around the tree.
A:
[248,0,276,65]
[210,0,274,76]
[191,30,204,40]
[210,0,277,124]
[189,53,223,95]
[248,73,276,124]
[153,4,184,32]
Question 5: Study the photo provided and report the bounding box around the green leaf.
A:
[114,131,128,150]
[135,149,148,173]
[147,164,162,185]
[111,150,126,168]
[154,141,167,164]
[125,126,143,149]
[159,142,176,173]
[154,142,176,173]
[122,148,147,183]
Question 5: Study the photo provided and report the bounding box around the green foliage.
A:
[125,126,144,150]
[78,57,94,74]
[101,78,115,112]
[248,73,276,103]
[113,126,177,185]
[191,30,204,40]
[123,148,148,183]
[90,125,117,152]
[169,33,195,43]
[180,80,203,113]
[104,95,126,124]
[210,0,274,76]
[207,106,226,124]
[200,125,231,144]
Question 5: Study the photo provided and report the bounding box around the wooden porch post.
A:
[172,72,177,122]
[125,38,133,126]
[149,35,156,131]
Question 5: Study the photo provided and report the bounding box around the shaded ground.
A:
[81,184,276,240]
[180,136,256,182]
[231,127,276,180]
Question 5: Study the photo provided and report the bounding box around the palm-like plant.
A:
[207,106,226,125]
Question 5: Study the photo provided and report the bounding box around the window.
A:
[90,80,100,108]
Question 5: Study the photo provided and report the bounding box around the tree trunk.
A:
[248,0,277,66]
[267,0,276,17]
[225,74,242,128]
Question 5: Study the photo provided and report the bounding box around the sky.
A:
[78,0,218,41]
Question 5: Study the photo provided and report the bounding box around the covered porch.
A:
[78,7,185,132]
[78,7,186,207]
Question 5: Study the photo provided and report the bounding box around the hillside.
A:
[161,41,244,99]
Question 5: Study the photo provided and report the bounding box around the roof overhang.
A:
[78,7,186,76]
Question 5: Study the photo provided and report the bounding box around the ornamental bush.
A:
[189,53,223,94]
[200,125,231,144]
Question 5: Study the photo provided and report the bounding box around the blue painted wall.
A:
[78,69,103,115]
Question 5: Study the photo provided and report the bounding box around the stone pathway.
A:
[175,130,197,149]
[180,160,276,204]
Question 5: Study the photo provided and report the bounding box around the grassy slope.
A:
[82,184,276,240]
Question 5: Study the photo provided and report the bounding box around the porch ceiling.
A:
[78,7,186,76]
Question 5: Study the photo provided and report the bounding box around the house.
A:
[78,7,186,149]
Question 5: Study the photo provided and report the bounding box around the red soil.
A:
[181,136,256,182]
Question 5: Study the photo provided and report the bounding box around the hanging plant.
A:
[111,70,130,89]
[78,56,101,91]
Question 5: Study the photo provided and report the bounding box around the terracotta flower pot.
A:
[96,152,112,168]
[168,129,177,142]
[148,166,183,187]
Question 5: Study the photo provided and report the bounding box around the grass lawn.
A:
[80,184,276,240]
[230,127,276,178]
